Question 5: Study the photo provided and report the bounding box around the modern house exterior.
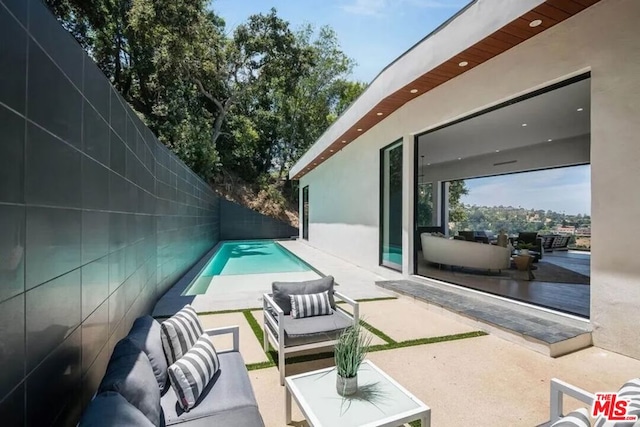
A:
[291,0,640,360]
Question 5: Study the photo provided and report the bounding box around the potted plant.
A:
[517,241,534,255]
[334,320,372,396]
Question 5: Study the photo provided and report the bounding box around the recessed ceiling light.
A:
[410,89,418,94]
[376,112,383,116]
[458,61,468,67]
[577,107,584,112]
[330,149,334,152]
[548,139,553,142]
[320,157,324,160]
[357,128,363,132]
[457,157,462,160]
[427,163,431,166]
[529,19,542,28]
[342,140,347,143]
[495,150,500,153]
[522,123,528,127]
[313,163,317,165]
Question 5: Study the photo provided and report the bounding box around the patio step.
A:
[376,278,592,358]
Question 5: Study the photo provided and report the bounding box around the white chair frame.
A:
[262,291,359,385]
[204,325,240,354]
[548,378,595,425]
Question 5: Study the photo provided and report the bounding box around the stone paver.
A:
[377,280,591,344]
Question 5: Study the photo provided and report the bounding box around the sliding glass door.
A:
[380,141,403,270]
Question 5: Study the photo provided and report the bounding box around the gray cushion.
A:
[80,391,155,427]
[161,352,263,426]
[550,407,590,427]
[163,405,264,427]
[98,338,163,427]
[273,309,353,347]
[272,276,335,315]
[127,315,169,393]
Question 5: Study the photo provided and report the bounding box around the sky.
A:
[212,0,470,83]
[460,165,591,216]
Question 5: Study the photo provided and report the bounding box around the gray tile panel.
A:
[25,269,81,370]
[0,294,25,398]
[25,123,81,208]
[0,204,25,302]
[27,40,82,148]
[0,1,245,424]
[0,106,25,204]
[0,5,27,113]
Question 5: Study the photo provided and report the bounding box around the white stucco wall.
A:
[299,0,640,358]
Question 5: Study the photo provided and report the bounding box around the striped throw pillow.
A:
[594,378,640,427]
[551,408,590,427]
[290,291,333,319]
[161,305,204,365]
[167,334,220,411]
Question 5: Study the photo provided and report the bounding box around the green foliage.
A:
[47,1,364,188]
[452,204,591,236]
[334,321,372,379]
[417,183,434,226]
[448,180,469,224]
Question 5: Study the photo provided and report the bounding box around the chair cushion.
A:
[550,407,590,427]
[168,334,220,411]
[281,309,353,347]
[272,276,335,315]
[161,304,204,365]
[127,315,169,393]
[162,352,263,426]
[290,291,333,319]
[79,391,155,427]
[97,339,162,426]
[594,378,640,427]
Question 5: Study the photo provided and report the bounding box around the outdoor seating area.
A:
[2,0,639,425]
[173,295,640,426]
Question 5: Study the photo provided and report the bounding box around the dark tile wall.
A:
[0,1,219,425]
[220,199,298,240]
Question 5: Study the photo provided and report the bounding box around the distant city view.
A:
[450,165,591,249]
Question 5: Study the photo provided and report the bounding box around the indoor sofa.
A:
[79,315,264,427]
[421,233,511,271]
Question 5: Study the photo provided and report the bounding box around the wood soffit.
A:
[292,0,601,180]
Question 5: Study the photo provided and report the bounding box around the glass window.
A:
[380,141,403,270]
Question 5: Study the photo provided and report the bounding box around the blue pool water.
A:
[183,240,313,295]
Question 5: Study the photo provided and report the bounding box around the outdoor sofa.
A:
[79,315,264,427]
[421,233,511,271]
[263,275,359,385]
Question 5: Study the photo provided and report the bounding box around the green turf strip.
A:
[244,312,487,371]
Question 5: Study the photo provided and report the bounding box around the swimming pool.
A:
[183,240,315,295]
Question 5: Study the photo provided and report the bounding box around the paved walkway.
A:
[278,240,399,300]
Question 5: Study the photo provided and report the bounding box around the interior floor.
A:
[416,250,590,318]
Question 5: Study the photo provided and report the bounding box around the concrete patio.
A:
[198,297,640,427]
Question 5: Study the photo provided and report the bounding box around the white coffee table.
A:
[284,360,431,427]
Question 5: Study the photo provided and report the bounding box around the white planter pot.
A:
[336,374,358,396]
